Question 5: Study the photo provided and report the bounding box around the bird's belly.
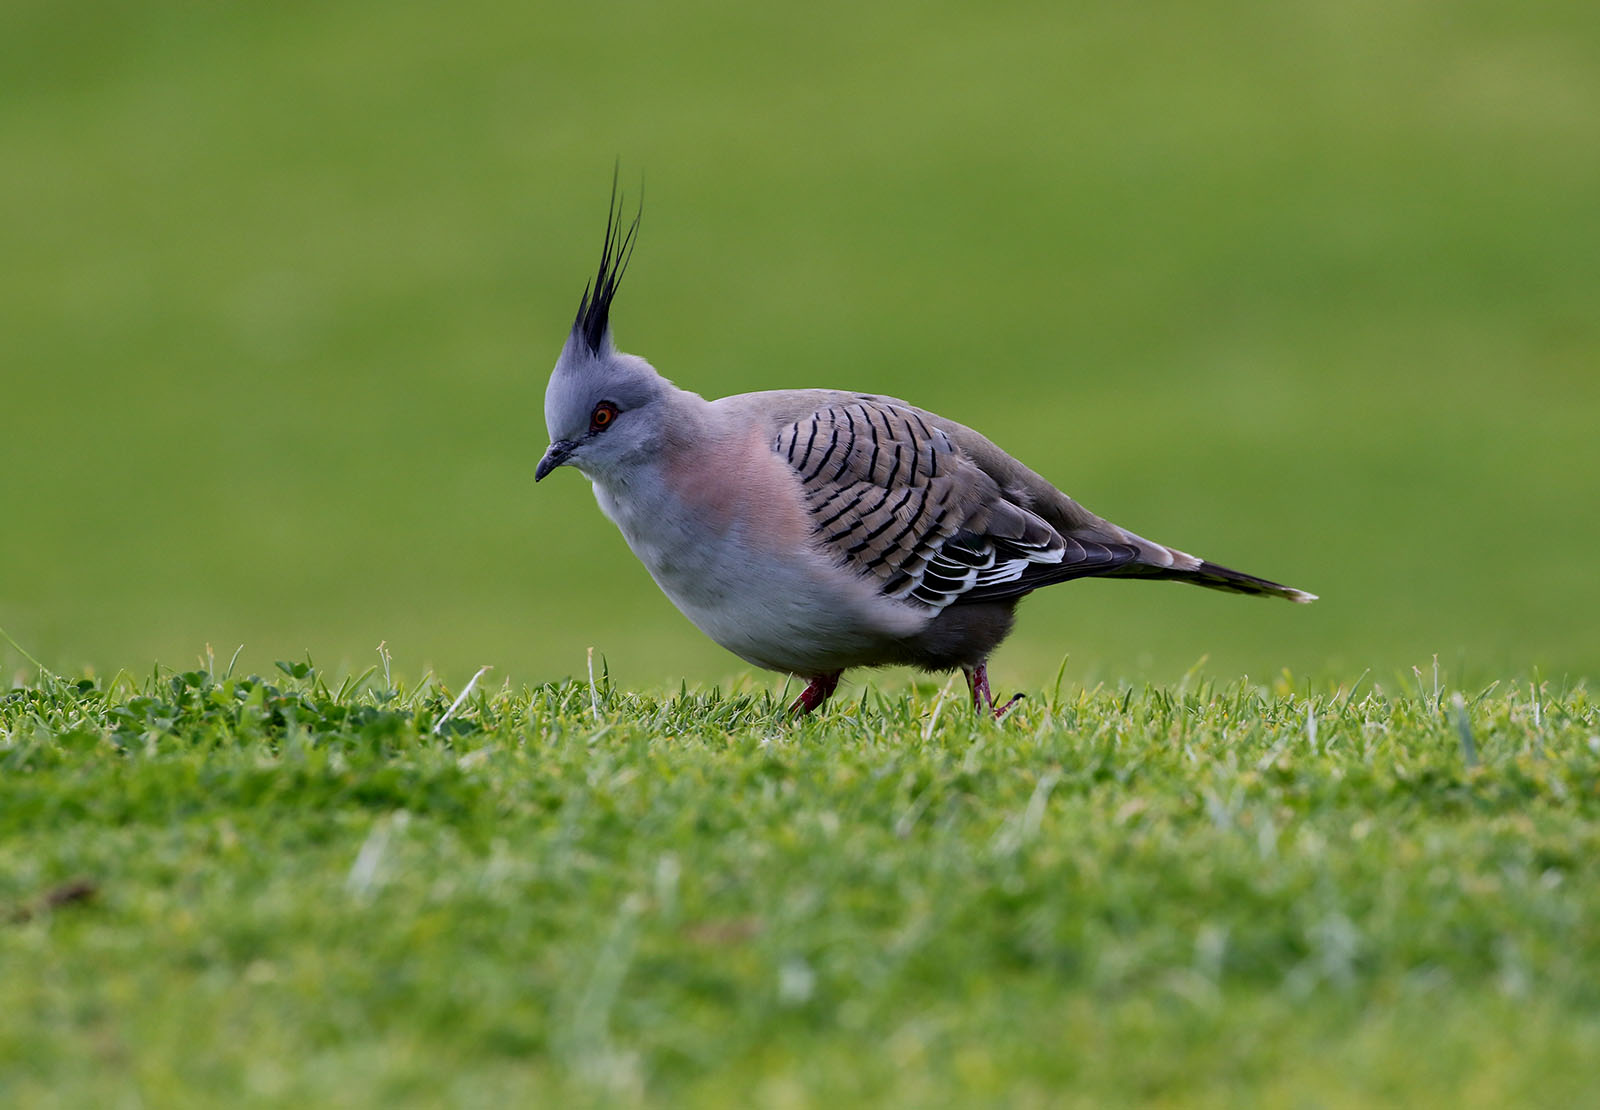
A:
[595,481,917,675]
[654,558,848,674]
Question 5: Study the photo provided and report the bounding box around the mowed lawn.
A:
[2,661,1596,1106]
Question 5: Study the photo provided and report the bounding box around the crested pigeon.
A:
[536,188,1315,718]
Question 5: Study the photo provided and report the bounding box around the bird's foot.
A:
[788,671,842,716]
[965,663,1025,721]
[991,692,1026,719]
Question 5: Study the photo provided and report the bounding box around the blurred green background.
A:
[3,1,1597,691]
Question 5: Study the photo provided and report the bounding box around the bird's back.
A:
[721,387,1314,605]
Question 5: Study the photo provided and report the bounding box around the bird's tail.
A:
[1144,558,1317,603]
[1084,523,1317,603]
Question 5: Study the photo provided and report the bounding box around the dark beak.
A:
[535,439,578,482]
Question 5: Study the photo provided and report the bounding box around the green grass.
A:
[4,656,1597,1106]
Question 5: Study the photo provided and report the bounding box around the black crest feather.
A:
[574,168,641,355]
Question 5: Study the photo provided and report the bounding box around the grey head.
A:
[536,183,673,483]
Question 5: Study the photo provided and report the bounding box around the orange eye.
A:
[589,402,618,432]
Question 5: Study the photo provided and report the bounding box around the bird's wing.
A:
[772,397,1139,613]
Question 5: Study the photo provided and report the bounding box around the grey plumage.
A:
[777,398,1127,611]
[536,188,1315,717]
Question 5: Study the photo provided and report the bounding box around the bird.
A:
[535,185,1315,718]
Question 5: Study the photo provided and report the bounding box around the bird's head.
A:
[537,181,671,484]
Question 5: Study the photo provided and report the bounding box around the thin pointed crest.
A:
[573,167,642,355]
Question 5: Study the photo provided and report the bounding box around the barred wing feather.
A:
[774,399,1136,613]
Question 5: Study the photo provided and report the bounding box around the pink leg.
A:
[788,671,843,716]
[964,663,1024,720]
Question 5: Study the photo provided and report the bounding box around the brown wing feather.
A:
[776,399,1106,613]
[762,390,1310,607]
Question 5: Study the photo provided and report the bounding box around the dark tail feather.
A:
[1155,560,1317,602]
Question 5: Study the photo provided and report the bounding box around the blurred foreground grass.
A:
[2,663,1597,1105]
[2,1,1598,687]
